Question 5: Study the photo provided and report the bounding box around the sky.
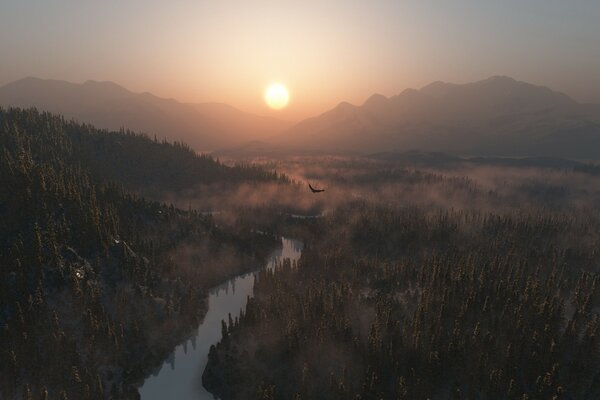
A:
[2,0,600,121]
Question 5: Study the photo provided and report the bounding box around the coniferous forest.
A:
[203,157,600,399]
[2,108,600,400]
[0,108,282,399]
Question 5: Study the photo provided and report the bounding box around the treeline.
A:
[2,107,289,195]
[0,108,279,399]
[204,204,600,399]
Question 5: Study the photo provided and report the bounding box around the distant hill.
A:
[0,77,292,151]
[275,76,600,159]
[0,107,284,196]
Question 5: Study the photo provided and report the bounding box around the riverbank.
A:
[137,237,303,399]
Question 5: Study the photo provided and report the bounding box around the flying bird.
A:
[308,183,325,193]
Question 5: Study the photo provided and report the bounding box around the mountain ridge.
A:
[273,76,600,159]
[4,76,600,159]
[0,77,292,151]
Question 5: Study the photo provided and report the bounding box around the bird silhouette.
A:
[308,183,325,193]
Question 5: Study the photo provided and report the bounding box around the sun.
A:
[264,83,289,110]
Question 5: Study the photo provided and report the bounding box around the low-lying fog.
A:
[160,155,600,220]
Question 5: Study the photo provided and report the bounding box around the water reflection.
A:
[138,238,303,399]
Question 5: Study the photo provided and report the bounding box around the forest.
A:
[0,108,284,399]
[2,108,600,399]
[204,157,600,399]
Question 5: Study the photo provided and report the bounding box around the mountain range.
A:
[0,77,291,151]
[276,76,600,159]
[2,76,600,159]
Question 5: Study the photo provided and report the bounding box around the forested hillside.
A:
[0,108,279,399]
[0,108,285,197]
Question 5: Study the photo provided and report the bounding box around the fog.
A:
[185,155,600,215]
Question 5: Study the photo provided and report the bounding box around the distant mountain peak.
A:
[420,80,451,90]
[17,76,44,83]
[422,76,519,93]
[83,80,129,93]
[419,80,457,96]
[363,93,388,107]
[83,79,123,87]
[398,87,421,96]
[6,76,66,87]
[484,75,517,83]
[335,101,355,111]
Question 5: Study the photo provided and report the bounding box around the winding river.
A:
[138,237,303,399]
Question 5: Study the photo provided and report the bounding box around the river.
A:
[138,237,303,399]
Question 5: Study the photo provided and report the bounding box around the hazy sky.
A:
[2,0,600,120]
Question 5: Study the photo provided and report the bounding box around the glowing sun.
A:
[264,83,289,110]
